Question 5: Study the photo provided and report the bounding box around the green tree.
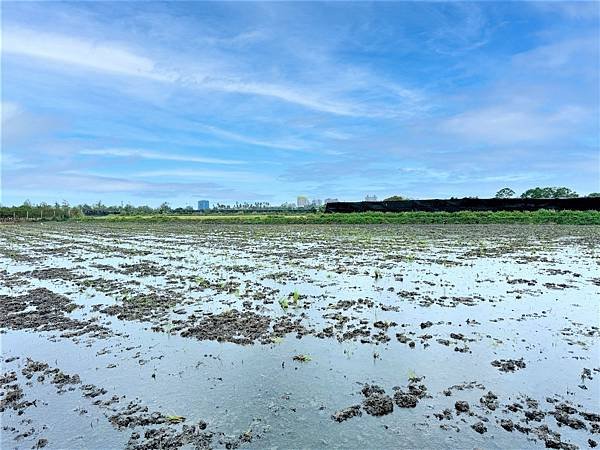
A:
[588,193,600,198]
[495,187,515,199]
[552,187,579,198]
[521,186,578,199]
[384,195,406,201]
[158,202,171,214]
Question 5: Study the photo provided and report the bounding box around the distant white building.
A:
[365,195,378,202]
[297,196,309,207]
[311,199,323,207]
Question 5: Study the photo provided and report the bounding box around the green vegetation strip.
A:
[76,210,600,225]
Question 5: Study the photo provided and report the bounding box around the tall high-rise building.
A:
[197,200,210,211]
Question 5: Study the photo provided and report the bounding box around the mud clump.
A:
[434,409,453,420]
[331,405,362,422]
[363,393,394,416]
[0,371,17,385]
[455,401,470,413]
[125,423,213,450]
[480,391,499,410]
[500,418,514,431]
[109,402,168,428]
[101,292,182,322]
[0,288,110,339]
[361,384,385,397]
[52,371,81,388]
[0,383,24,412]
[533,425,576,450]
[22,359,49,379]
[179,310,272,345]
[525,409,545,422]
[81,384,108,398]
[491,358,526,372]
[552,410,586,430]
[471,421,487,434]
[361,385,393,416]
[394,392,418,408]
[392,377,428,409]
[26,268,80,282]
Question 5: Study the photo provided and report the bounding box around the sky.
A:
[1,1,599,207]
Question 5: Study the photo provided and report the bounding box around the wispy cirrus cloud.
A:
[80,148,245,165]
[195,124,310,151]
[512,34,599,71]
[131,168,271,182]
[2,27,175,81]
[2,24,423,119]
[4,170,267,200]
[440,104,589,144]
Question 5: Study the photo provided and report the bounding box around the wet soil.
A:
[1,222,599,449]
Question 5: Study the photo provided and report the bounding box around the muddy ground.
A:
[1,222,599,449]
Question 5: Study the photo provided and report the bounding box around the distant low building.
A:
[311,199,323,207]
[297,196,309,207]
[197,200,210,211]
[365,195,378,201]
[324,198,339,204]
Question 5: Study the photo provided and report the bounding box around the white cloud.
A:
[131,169,271,182]
[512,36,599,70]
[441,105,588,143]
[1,102,21,122]
[1,153,36,170]
[1,101,62,145]
[2,26,422,118]
[531,2,600,21]
[2,27,175,81]
[196,124,310,151]
[199,78,366,117]
[80,148,244,165]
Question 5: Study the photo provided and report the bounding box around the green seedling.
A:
[293,354,312,362]
[291,289,300,305]
[278,296,289,310]
[195,276,205,284]
[407,368,419,381]
[374,269,382,280]
[166,415,186,424]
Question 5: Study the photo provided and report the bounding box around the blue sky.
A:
[2,1,599,207]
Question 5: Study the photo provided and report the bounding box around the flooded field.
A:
[1,222,599,450]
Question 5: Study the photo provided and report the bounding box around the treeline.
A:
[0,201,82,220]
[0,200,316,220]
[378,187,598,203]
[495,186,599,199]
[0,201,198,220]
